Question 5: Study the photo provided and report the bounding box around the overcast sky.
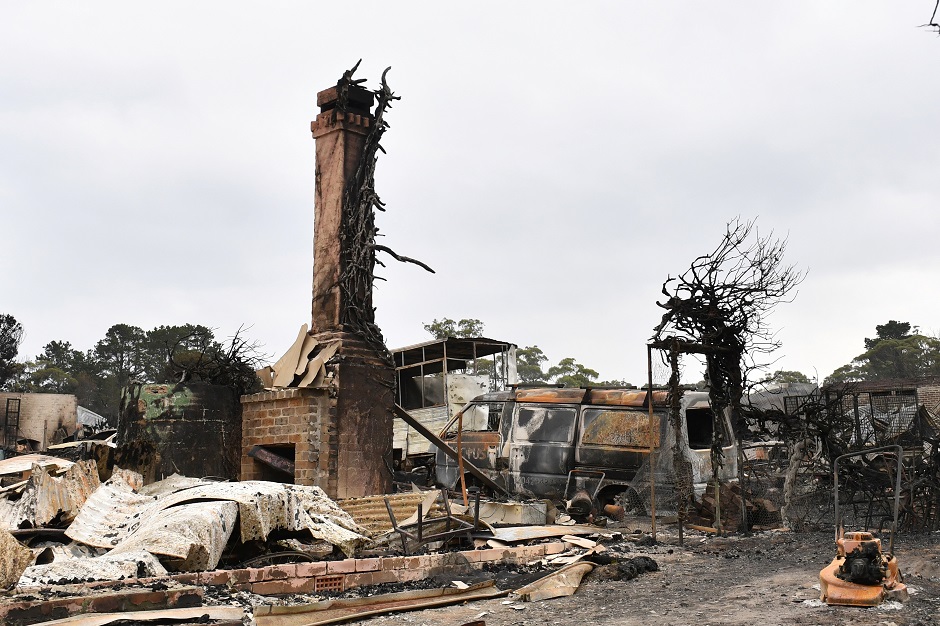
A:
[2,2,938,386]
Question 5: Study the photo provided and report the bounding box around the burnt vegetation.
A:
[652,218,805,430]
[334,61,433,358]
[649,218,804,533]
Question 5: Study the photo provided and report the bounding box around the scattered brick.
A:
[326,559,357,574]
[296,561,328,578]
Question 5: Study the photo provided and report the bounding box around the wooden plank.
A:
[33,605,245,625]
[255,582,505,626]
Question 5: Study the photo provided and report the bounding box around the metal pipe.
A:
[647,344,657,540]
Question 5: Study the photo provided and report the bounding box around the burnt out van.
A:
[434,386,737,504]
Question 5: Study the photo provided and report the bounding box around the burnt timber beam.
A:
[248,445,296,476]
[392,404,509,496]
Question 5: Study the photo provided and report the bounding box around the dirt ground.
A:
[358,530,940,626]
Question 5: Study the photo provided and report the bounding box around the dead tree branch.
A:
[335,63,434,359]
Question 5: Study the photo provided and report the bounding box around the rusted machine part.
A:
[384,488,482,555]
[819,532,908,606]
[820,447,908,607]
[603,503,625,521]
[566,489,595,518]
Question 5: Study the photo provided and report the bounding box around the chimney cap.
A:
[317,85,374,115]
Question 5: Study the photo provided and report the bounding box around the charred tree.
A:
[650,218,803,534]
[652,218,804,436]
[333,62,433,359]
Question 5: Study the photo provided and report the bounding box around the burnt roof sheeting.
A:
[65,474,369,576]
[0,460,100,530]
[19,549,168,587]
[108,500,239,571]
[0,454,74,477]
[65,475,157,549]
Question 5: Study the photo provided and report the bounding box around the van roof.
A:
[478,387,673,407]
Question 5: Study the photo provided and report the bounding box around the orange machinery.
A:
[819,446,908,606]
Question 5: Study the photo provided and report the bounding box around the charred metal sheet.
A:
[0,460,100,530]
[482,524,600,543]
[507,405,577,500]
[513,561,594,602]
[436,431,501,491]
[584,389,669,407]
[339,491,443,534]
[69,478,367,558]
[153,482,367,555]
[249,446,296,476]
[65,474,158,549]
[0,454,73,477]
[31,606,245,626]
[108,500,239,571]
[515,388,586,404]
[19,549,168,587]
[32,460,100,527]
[254,581,507,626]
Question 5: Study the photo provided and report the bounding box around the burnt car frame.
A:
[435,386,737,505]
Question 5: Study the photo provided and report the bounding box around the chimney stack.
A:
[310,84,375,333]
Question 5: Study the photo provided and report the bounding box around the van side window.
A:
[513,406,577,443]
[686,407,717,449]
[580,408,659,448]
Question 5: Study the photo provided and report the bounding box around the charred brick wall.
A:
[0,392,78,449]
[332,359,395,498]
[119,383,240,482]
[919,384,940,413]
[240,388,333,489]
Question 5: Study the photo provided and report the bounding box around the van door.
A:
[506,403,578,500]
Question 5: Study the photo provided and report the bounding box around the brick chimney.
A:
[307,79,393,498]
[310,84,374,332]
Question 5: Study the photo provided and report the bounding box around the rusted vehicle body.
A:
[435,387,737,503]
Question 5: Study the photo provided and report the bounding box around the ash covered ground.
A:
[237,530,940,626]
